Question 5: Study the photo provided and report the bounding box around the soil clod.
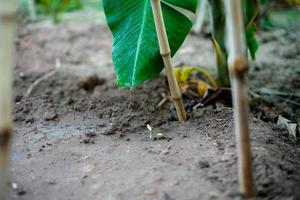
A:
[77,74,105,92]
[43,111,58,121]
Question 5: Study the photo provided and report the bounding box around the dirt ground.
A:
[7,20,300,200]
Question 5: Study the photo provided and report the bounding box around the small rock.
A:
[43,111,58,121]
[85,132,97,138]
[15,95,23,103]
[161,149,170,155]
[27,153,32,159]
[277,115,298,139]
[65,97,75,105]
[102,121,119,135]
[164,192,174,200]
[81,138,95,144]
[19,72,26,79]
[17,190,27,196]
[144,188,157,196]
[198,161,210,169]
[48,181,56,185]
[11,182,18,190]
[25,116,35,124]
[80,132,97,144]
[89,104,96,110]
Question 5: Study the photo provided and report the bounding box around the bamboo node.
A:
[0,127,12,148]
[229,57,248,78]
[171,96,182,101]
[161,52,170,57]
[0,9,17,21]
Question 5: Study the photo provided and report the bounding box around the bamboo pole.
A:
[224,0,256,197]
[0,0,17,199]
[151,0,187,121]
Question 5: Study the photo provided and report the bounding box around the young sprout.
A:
[146,124,167,140]
[224,0,256,197]
[146,124,153,140]
[0,0,17,199]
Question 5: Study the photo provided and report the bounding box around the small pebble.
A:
[144,188,157,196]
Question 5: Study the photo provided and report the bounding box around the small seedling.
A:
[34,0,82,23]
[146,124,153,140]
[146,124,167,140]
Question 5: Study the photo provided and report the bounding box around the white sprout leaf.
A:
[146,124,152,132]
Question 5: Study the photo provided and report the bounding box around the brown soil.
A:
[8,21,300,200]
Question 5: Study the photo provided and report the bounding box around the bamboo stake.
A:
[151,0,187,121]
[224,0,256,197]
[0,0,17,199]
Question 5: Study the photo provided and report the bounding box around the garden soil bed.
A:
[8,21,300,200]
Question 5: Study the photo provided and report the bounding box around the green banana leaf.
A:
[244,0,260,60]
[103,0,198,88]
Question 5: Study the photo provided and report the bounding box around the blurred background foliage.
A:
[18,0,103,23]
[260,0,300,29]
[18,0,300,29]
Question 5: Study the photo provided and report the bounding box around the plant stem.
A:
[151,0,187,121]
[28,0,37,21]
[224,0,256,197]
[207,0,230,87]
[0,0,16,199]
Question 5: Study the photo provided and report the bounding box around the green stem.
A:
[207,0,230,87]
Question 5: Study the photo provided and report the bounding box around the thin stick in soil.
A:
[0,0,17,199]
[224,0,256,197]
[24,58,61,98]
[151,0,187,121]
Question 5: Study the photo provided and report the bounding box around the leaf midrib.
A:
[131,0,149,85]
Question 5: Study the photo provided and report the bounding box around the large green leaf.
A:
[103,0,197,88]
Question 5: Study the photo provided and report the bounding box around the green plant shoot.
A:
[35,0,82,23]
[207,0,259,87]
